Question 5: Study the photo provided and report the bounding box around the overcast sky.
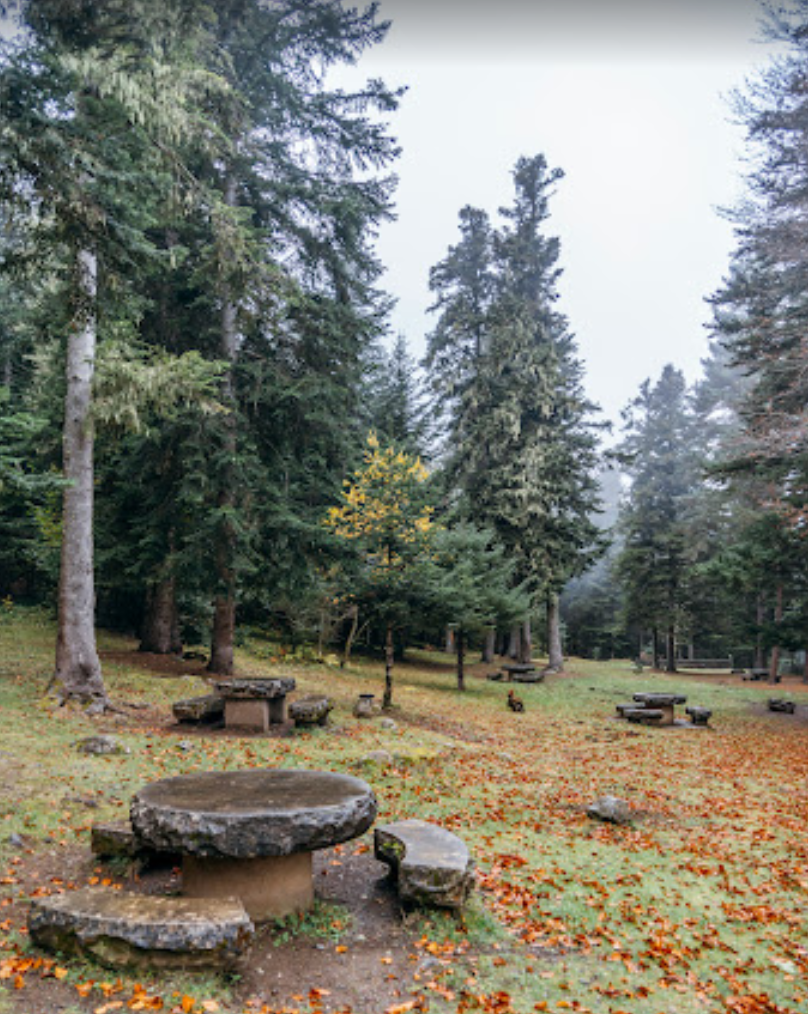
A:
[341,0,781,429]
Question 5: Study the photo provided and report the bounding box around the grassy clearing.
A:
[1,607,807,1013]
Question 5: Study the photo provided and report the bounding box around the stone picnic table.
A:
[130,768,377,921]
[212,677,296,731]
[617,692,688,726]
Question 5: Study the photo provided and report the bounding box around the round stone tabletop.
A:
[131,769,377,859]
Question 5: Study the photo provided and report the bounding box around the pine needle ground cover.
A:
[1,608,807,1014]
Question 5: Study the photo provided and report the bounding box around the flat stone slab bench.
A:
[374,819,474,910]
[172,694,224,725]
[769,698,796,714]
[28,888,254,970]
[625,708,664,725]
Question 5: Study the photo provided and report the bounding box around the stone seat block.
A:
[685,706,712,726]
[90,821,180,868]
[768,698,796,714]
[510,670,545,683]
[289,694,334,727]
[28,888,254,970]
[625,708,664,725]
[172,694,224,725]
[374,818,474,910]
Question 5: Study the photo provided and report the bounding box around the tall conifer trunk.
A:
[383,623,394,709]
[481,628,495,663]
[140,574,182,655]
[665,624,677,672]
[769,584,783,683]
[508,625,521,659]
[518,617,533,665]
[54,248,108,708]
[456,628,466,691]
[208,174,239,676]
[547,594,564,671]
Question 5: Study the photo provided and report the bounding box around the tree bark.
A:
[755,595,765,670]
[547,595,564,672]
[383,622,394,709]
[769,583,783,683]
[139,575,182,654]
[208,173,239,677]
[665,624,677,672]
[54,248,108,708]
[507,625,521,659]
[652,627,661,670]
[518,617,533,665]
[342,603,359,667]
[481,627,495,663]
[456,628,466,691]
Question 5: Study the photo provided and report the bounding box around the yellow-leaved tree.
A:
[324,432,434,708]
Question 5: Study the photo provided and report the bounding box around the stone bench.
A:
[90,821,180,868]
[625,708,665,725]
[172,694,225,725]
[685,706,712,726]
[289,694,333,727]
[768,698,796,714]
[374,819,474,910]
[28,888,254,970]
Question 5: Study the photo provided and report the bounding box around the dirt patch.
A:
[101,649,210,679]
[1,841,466,1014]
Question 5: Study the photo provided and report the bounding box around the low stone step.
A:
[374,819,474,910]
[28,888,254,970]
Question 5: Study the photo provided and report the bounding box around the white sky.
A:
[342,0,781,429]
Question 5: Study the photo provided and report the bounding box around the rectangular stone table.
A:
[212,677,296,731]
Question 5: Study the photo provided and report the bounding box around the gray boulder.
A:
[587,795,633,825]
[74,735,129,756]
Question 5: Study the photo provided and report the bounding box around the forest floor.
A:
[1,609,808,1014]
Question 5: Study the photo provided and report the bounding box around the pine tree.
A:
[0,0,218,706]
[366,334,431,456]
[426,155,605,667]
[613,365,697,671]
[178,0,400,673]
[704,5,808,674]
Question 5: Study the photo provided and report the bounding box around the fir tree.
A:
[613,365,697,671]
[426,155,605,666]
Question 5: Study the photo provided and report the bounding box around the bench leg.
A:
[182,852,313,922]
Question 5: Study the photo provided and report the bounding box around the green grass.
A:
[1,607,808,1013]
